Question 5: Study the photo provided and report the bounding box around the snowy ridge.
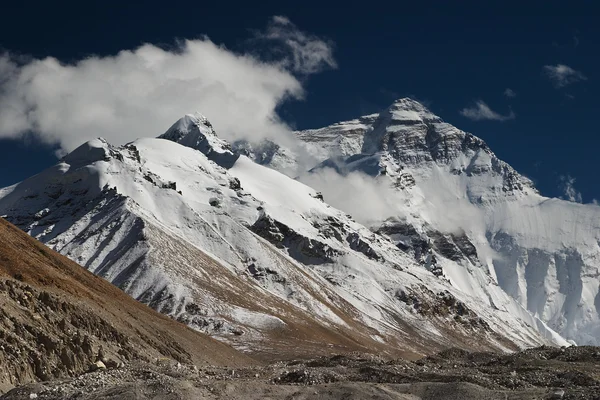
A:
[237,97,600,346]
[0,113,565,357]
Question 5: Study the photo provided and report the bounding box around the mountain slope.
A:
[0,217,252,393]
[235,98,600,346]
[0,112,565,361]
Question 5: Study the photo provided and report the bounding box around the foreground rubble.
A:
[3,346,600,399]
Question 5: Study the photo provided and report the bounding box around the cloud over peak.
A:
[559,174,583,203]
[459,100,515,121]
[0,17,335,153]
[543,64,587,88]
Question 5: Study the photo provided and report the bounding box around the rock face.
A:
[0,218,251,393]
[0,112,564,362]
[234,97,600,346]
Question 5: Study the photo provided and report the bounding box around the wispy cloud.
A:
[459,101,515,121]
[543,64,587,88]
[0,17,335,153]
[559,175,582,203]
[252,15,337,75]
[503,88,516,98]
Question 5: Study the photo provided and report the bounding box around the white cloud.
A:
[543,64,587,88]
[254,16,337,75]
[272,15,292,25]
[503,88,516,98]
[297,165,492,241]
[0,17,335,153]
[559,175,582,203]
[298,168,405,226]
[459,101,515,121]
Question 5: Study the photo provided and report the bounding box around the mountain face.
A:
[0,110,564,361]
[234,98,600,346]
[0,217,250,393]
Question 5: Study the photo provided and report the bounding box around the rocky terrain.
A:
[0,217,252,393]
[3,345,600,399]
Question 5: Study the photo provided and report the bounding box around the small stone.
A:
[29,394,38,399]
[551,389,565,399]
[89,361,106,372]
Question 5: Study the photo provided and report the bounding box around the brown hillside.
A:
[0,217,254,393]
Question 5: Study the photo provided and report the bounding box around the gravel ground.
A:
[3,345,600,399]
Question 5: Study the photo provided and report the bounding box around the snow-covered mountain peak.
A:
[297,99,533,199]
[61,137,113,169]
[162,111,212,138]
[384,98,442,124]
[159,112,237,167]
[362,98,482,162]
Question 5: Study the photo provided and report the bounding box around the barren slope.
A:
[0,217,253,393]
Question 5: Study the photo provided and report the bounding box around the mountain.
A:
[0,217,251,393]
[234,97,600,346]
[0,112,563,361]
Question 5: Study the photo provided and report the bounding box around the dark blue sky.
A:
[1,1,599,201]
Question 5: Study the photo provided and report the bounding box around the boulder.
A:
[88,361,106,372]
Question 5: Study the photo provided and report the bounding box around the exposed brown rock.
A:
[0,217,254,393]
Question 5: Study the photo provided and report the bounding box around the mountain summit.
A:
[159,112,239,167]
